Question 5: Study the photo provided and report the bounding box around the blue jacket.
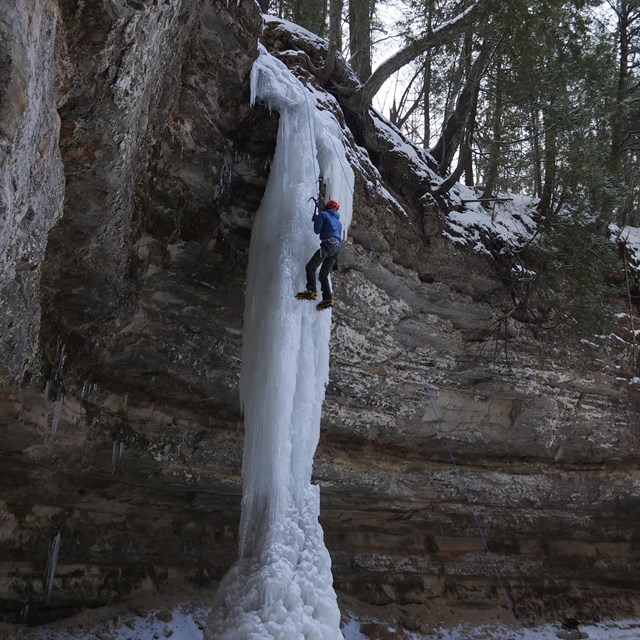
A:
[313,207,342,243]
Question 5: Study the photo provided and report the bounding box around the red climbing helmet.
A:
[326,199,340,210]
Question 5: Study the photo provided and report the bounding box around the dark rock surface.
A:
[0,0,639,632]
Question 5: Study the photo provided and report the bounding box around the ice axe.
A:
[308,178,326,218]
[308,194,322,219]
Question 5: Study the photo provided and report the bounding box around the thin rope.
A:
[325,132,521,627]
[304,94,321,204]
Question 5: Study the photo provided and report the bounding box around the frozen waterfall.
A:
[206,45,353,639]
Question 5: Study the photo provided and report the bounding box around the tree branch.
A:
[344,0,486,111]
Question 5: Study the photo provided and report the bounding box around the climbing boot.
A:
[295,290,318,301]
[316,299,334,311]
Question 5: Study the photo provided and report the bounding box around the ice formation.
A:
[207,45,353,639]
[112,426,126,473]
[44,527,61,605]
[50,392,64,436]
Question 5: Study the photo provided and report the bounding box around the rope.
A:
[304,94,321,210]
[324,131,521,628]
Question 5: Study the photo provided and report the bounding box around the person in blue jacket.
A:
[296,199,342,310]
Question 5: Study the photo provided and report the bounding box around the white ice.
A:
[206,44,353,639]
[44,529,61,606]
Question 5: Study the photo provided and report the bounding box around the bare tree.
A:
[430,36,492,175]
[343,0,486,112]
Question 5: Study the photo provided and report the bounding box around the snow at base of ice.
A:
[206,45,353,639]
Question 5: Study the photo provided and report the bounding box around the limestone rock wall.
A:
[0,0,639,631]
[0,0,64,383]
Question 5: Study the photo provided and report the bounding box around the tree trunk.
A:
[430,37,491,175]
[621,157,640,226]
[611,1,640,224]
[537,109,557,217]
[423,56,432,147]
[481,57,503,200]
[318,0,342,84]
[422,0,434,147]
[436,45,464,157]
[349,0,373,81]
[435,71,479,196]
[464,141,474,186]
[462,31,474,186]
[611,0,630,175]
[345,0,485,111]
[530,108,543,198]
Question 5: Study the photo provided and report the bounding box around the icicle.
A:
[44,378,52,400]
[44,527,61,606]
[55,337,62,364]
[122,392,129,412]
[50,392,64,436]
[111,425,126,473]
[111,441,123,473]
[81,379,90,401]
[58,345,67,374]
[19,600,29,625]
[81,416,99,465]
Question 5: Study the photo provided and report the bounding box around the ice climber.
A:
[296,199,342,311]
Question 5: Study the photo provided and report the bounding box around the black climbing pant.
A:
[305,239,340,301]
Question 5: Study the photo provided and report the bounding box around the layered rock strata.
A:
[0,0,639,631]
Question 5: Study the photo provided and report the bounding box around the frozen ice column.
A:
[207,45,353,640]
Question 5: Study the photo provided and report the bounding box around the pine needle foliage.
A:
[504,208,619,338]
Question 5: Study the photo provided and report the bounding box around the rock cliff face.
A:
[1,0,640,632]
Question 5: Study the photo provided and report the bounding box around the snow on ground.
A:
[263,15,328,50]
[363,112,542,256]
[263,15,360,85]
[615,224,640,269]
[369,110,439,182]
[20,609,640,640]
[23,605,210,640]
[446,185,539,256]
[342,617,640,640]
